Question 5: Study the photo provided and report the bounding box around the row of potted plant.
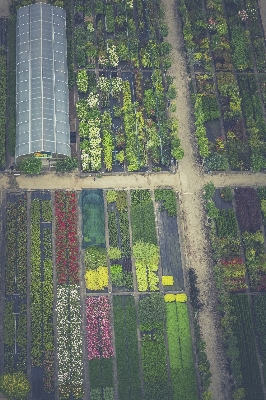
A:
[30,198,55,392]
[86,296,114,360]
[57,285,84,399]
[55,191,79,285]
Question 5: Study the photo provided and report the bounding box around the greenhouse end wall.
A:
[15,3,71,162]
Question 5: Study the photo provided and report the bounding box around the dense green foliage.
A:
[166,301,198,399]
[17,157,42,175]
[231,294,263,400]
[130,190,157,245]
[55,157,78,172]
[113,296,142,399]
[154,189,177,216]
[0,372,30,400]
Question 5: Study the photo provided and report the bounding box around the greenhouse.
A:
[15,2,71,162]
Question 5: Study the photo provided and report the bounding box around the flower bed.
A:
[30,197,54,392]
[86,296,114,360]
[55,191,79,284]
[57,285,84,399]
[86,296,114,399]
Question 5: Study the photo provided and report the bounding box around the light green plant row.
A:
[166,302,198,400]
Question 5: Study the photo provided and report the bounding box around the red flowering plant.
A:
[55,191,79,285]
[218,258,247,293]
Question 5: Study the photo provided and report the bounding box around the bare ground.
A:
[0,0,10,17]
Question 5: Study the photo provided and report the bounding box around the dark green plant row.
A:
[253,295,266,381]
[5,195,27,296]
[113,296,142,400]
[4,302,27,374]
[231,294,264,400]
[106,190,133,290]
[130,189,157,245]
[30,198,54,392]
[178,0,266,171]
[89,358,114,400]
[138,294,171,400]
[187,269,212,398]
[154,188,177,216]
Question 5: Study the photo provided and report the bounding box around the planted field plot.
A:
[155,189,184,291]
[73,0,183,172]
[204,184,266,398]
[4,193,27,374]
[30,192,54,398]
[2,189,199,399]
[179,0,266,171]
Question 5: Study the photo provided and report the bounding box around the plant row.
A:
[57,285,84,399]
[113,295,141,400]
[30,198,54,392]
[107,190,133,290]
[55,191,79,284]
[165,295,198,400]
[4,194,28,374]
[86,296,114,399]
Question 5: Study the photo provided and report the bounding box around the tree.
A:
[0,372,30,400]
[17,156,42,174]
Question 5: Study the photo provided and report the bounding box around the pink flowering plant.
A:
[86,296,114,360]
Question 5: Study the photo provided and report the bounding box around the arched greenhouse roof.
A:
[15,2,71,161]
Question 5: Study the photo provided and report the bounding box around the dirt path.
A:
[258,0,266,38]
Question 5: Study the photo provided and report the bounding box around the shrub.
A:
[203,182,215,200]
[206,200,219,219]
[17,156,42,174]
[0,372,30,400]
[108,247,121,260]
[55,157,77,172]
[106,190,117,203]
[84,267,108,290]
[84,247,107,270]
[205,153,229,171]
[110,264,123,286]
